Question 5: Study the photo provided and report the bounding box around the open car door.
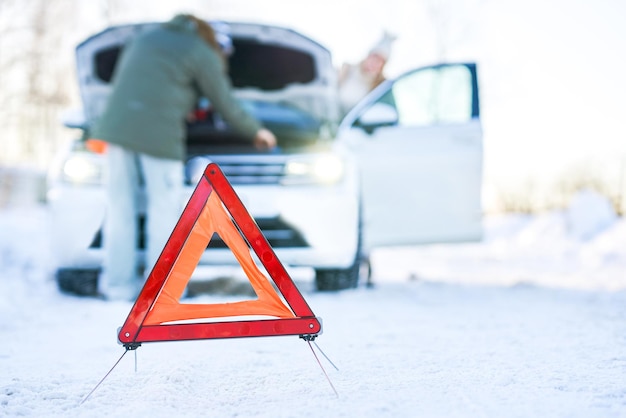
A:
[340,63,483,250]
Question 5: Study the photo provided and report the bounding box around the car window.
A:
[376,64,474,126]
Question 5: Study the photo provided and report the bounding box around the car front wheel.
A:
[56,268,101,297]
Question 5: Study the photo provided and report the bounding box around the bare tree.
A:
[101,0,122,24]
[424,0,486,62]
[0,0,77,167]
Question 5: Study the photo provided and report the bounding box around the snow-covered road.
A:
[1,194,626,417]
[1,279,625,417]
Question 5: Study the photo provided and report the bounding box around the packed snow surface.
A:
[1,190,625,417]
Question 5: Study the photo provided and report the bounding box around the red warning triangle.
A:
[118,162,322,347]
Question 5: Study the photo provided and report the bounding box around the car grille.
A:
[89,216,307,250]
[185,155,288,186]
[206,217,308,248]
[218,161,285,185]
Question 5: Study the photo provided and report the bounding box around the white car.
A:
[47,21,483,295]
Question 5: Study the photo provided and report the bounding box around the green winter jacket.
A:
[91,15,261,160]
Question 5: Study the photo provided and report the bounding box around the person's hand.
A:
[253,128,277,150]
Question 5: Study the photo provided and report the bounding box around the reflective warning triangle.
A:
[118,163,321,347]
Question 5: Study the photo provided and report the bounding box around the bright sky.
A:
[87,0,626,192]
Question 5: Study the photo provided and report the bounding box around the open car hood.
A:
[75,21,339,128]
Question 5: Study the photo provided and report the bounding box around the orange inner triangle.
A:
[143,191,295,325]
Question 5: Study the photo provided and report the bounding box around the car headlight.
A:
[61,153,103,185]
[283,154,344,185]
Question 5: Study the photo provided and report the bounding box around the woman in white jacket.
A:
[338,31,396,116]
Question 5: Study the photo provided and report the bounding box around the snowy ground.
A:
[1,190,626,417]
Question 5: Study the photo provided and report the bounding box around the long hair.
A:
[184,15,220,51]
[179,14,228,71]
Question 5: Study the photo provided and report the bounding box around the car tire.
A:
[56,268,101,297]
[314,254,369,291]
[314,204,369,291]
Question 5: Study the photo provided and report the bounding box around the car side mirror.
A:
[61,108,88,130]
[354,103,398,134]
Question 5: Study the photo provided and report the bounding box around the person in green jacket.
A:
[91,14,277,301]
